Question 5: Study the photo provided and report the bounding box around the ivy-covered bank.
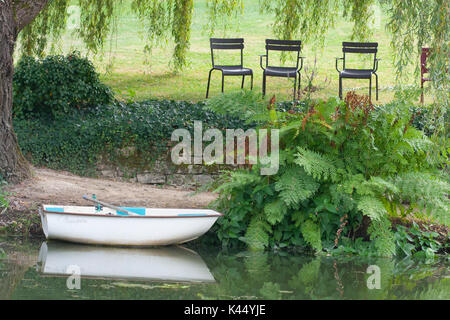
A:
[12,53,251,184]
[14,100,249,182]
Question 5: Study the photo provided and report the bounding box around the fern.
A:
[294,147,339,181]
[390,172,450,226]
[368,216,396,257]
[357,176,399,197]
[243,216,271,250]
[357,196,387,221]
[264,199,288,225]
[205,89,266,123]
[214,169,262,195]
[274,166,319,208]
[300,219,322,253]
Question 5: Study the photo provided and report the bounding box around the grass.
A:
[20,0,431,104]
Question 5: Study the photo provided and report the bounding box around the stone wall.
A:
[96,149,235,187]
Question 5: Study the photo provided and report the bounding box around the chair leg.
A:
[206,69,213,98]
[339,76,342,100]
[420,80,424,104]
[369,77,372,103]
[241,75,245,89]
[250,73,253,90]
[298,71,301,98]
[375,73,379,101]
[293,75,297,101]
[221,73,224,93]
[262,74,266,96]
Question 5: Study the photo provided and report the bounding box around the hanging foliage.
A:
[204,0,244,37]
[385,0,449,164]
[342,0,375,41]
[259,0,340,45]
[131,0,174,56]
[19,0,69,57]
[259,0,376,44]
[77,0,118,54]
[172,0,194,71]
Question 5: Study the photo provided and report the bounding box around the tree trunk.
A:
[0,0,49,183]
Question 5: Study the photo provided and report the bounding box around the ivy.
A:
[13,99,250,176]
[13,52,113,118]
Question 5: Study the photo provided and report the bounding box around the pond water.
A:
[0,238,448,300]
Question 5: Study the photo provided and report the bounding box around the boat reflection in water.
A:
[37,242,215,283]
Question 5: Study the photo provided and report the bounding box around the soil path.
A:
[5,167,217,210]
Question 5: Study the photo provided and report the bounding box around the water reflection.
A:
[37,242,216,283]
[0,239,449,300]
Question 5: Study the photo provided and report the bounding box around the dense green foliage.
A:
[384,0,449,163]
[394,223,449,259]
[209,90,449,257]
[13,52,113,119]
[14,99,249,175]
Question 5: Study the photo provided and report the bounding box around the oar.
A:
[82,195,139,216]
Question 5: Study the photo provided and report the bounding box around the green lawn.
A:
[50,0,428,104]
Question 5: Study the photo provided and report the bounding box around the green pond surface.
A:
[0,238,449,300]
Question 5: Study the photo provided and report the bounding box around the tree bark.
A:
[0,0,49,183]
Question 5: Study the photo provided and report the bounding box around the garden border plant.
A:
[206,90,449,257]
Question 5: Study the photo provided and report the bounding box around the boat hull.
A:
[39,206,222,246]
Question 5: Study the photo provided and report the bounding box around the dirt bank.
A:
[0,167,218,236]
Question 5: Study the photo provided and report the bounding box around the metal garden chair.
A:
[259,39,304,100]
[336,42,380,101]
[206,38,253,98]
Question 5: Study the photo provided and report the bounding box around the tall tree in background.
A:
[0,0,49,182]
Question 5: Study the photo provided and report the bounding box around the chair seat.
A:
[264,66,298,77]
[340,69,374,79]
[214,65,253,76]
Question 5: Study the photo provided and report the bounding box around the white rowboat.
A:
[39,205,223,246]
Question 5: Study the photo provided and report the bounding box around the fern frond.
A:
[357,196,387,221]
[390,172,450,226]
[243,217,271,250]
[357,176,399,197]
[368,216,395,257]
[264,199,288,225]
[294,147,339,181]
[214,169,262,194]
[275,166,319,208]
[300,219,322,253]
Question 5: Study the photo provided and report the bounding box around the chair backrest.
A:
[342,42,378,70]
[210,38,244,67]
[421,47,430,76]
[265,39,302,68]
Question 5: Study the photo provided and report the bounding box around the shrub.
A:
[211,92,449,256]
[13,52,113,118]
